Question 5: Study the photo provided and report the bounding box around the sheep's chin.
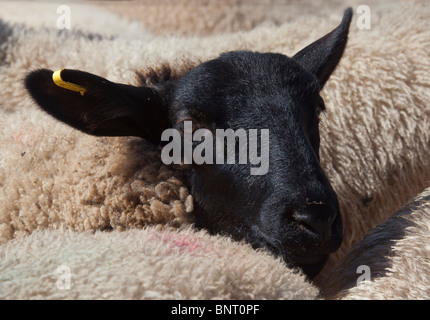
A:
[298,256,328,279]
[249,225,329,278]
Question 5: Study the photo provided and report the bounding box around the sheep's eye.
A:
[316,96,326,118]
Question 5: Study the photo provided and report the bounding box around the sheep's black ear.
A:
[24,69,169,141]
[293,8,353,89]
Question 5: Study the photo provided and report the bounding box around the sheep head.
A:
[24,8,352,278]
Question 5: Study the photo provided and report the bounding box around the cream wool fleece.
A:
[0,0,429,299]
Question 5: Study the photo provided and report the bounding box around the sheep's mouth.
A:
[264,241,329,279]
[250,225,330,278]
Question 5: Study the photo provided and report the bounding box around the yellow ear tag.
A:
[52,68,87,96]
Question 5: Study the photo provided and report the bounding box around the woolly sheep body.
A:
[321,186,430,299]
[100,0,418,37]
[315,4,430,280]
[0,226,319,299]
[1,2,430,298]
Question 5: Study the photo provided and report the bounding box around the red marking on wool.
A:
[148,230,211,256]
[172,236,201,252]
[16,131,24,143]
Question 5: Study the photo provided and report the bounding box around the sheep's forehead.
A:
[173,52,319,125]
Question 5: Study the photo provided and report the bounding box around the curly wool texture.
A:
[100,0,424,37]
[315,4,430,279]
[0,70,195,241]
[0,1,430,299]
[321,186,430,299]
[0,226,319,300]
[0,131,194,241]
[0,29,197,243]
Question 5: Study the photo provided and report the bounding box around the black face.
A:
[24,9,352,278]
[171,52,342,277]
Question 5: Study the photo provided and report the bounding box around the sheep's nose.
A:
[292,200,342,252]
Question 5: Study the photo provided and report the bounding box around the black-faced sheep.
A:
[24,9,353,278]
[2,0,430,300]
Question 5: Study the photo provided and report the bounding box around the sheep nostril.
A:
[305,198,326,206]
